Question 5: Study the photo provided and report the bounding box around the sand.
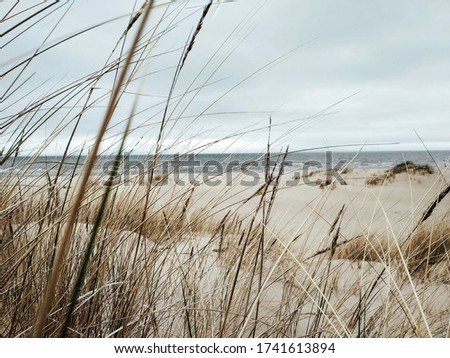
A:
[11,166,450,252]
[141,167,450,253]
[4,166,449,337]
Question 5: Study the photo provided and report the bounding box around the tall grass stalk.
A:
[31,1,154,337]
[2,1,449,339]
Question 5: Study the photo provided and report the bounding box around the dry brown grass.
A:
[153,174,163,182]
[335,234,388,262]
[3,173,449,338]
[401,223,450,277]
[366,161,435,186]
[335,222,450,281]
[365,174,389,186]
[2,2,449,339]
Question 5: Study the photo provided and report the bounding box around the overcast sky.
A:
[1,0,450,154]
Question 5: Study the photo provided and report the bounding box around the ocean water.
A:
[1,151,449,177]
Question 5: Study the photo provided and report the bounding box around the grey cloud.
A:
[2,0,449,155]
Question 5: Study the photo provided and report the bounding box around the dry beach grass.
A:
[2,163,449,338]
[1,1,449,338]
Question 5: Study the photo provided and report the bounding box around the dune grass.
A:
[3,173,449,338]
[335,223,450,278]
[366,161,435,186]
[1,1,449,338]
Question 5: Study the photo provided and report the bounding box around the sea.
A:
[1,151,449,177]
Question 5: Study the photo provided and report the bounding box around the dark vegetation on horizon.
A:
[366,161,435,186]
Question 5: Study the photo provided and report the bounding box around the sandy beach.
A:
[2,1,450,341]
[3,164,449,337]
